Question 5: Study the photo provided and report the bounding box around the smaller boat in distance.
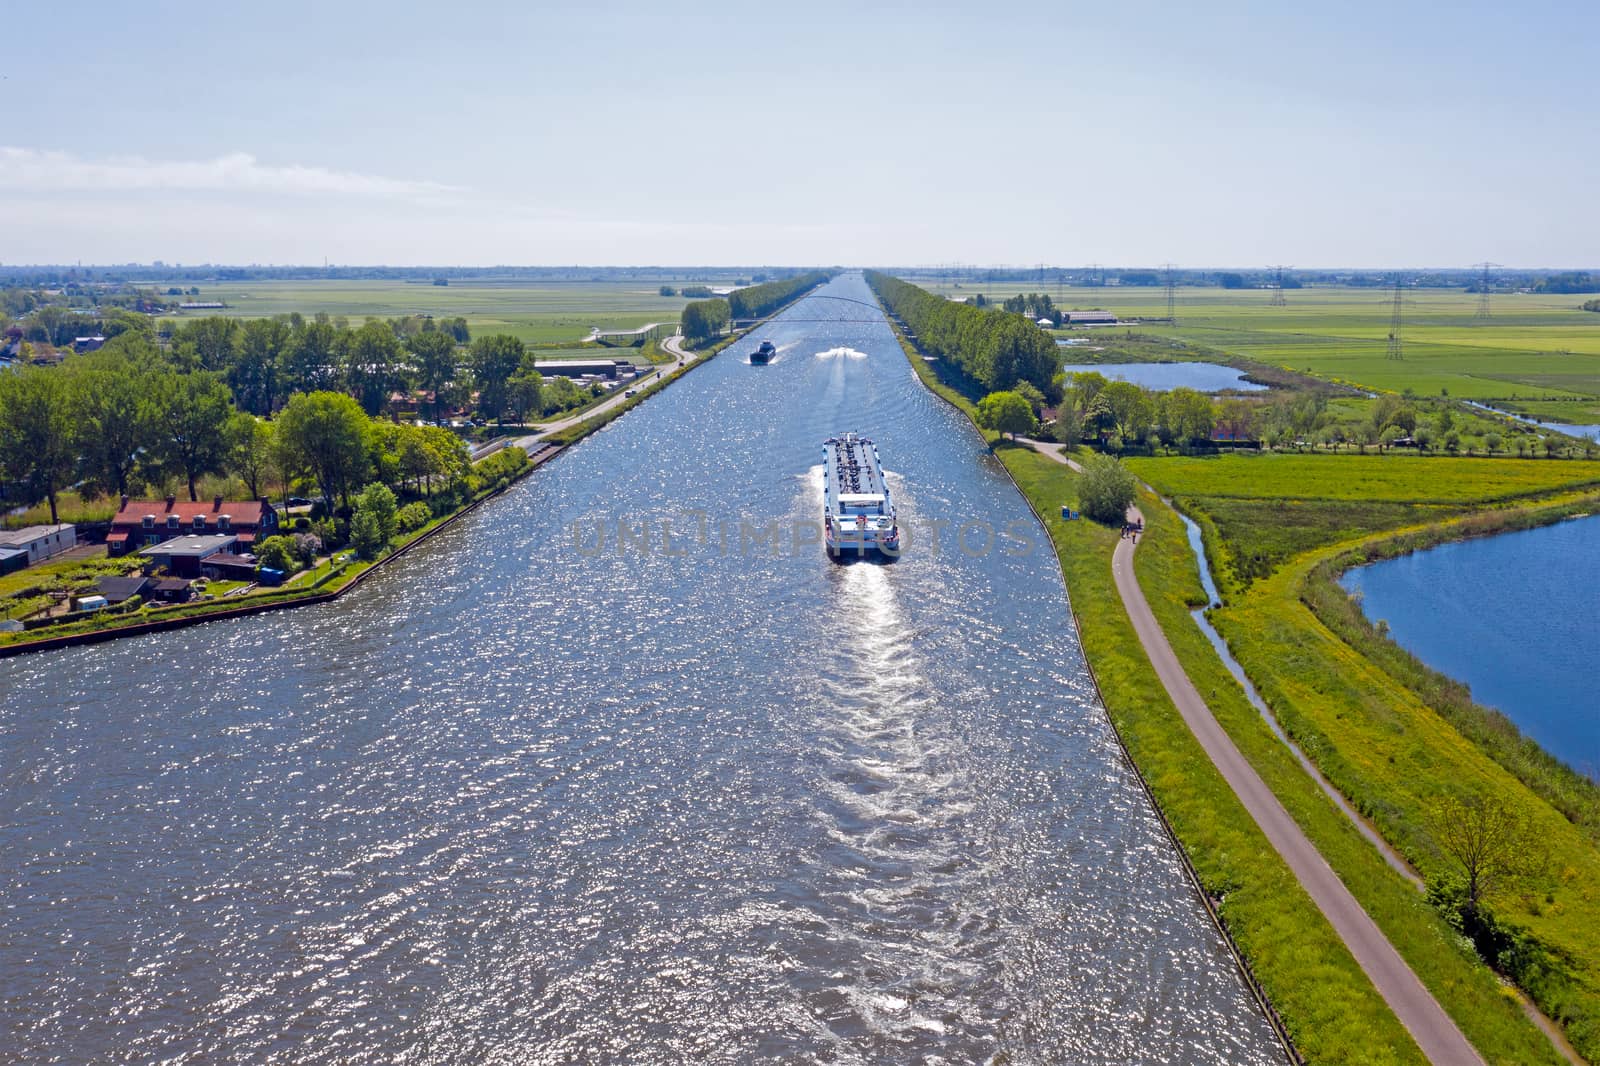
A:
[750,340,776,364]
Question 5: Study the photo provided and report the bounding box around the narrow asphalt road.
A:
[1025,440,1485,1066]
[508,331,706,451]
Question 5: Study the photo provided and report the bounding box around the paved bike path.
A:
[1028,440,1483,1065]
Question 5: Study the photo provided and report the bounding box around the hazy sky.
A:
[1,0,1595,267]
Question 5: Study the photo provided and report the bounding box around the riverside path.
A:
[1024,440,1485,1066]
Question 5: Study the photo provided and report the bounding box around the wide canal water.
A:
[0,274,1281,1063]
[1341,514,1600,780]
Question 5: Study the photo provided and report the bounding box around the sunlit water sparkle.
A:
[0,275,1280,1063]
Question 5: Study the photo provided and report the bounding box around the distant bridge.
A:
[733,293,887,326]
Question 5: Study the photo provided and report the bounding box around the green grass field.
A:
[159,278,702,345]
[919,280,1600,421]
[1111,447,1600,1057]
[1129,452,1600,503]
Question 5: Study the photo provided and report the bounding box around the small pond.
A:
[1340,515,1600,779]
[1058,362,1267,393]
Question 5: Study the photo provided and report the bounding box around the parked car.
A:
[287,496,312,507]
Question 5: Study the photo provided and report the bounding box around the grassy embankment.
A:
[1128,451,1600,1060]
[881,305,1446,1061]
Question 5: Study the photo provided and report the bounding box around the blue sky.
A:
[1,0,1595,267]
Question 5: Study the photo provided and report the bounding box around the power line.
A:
[1387,276,1405,360]
[1268,265,1291,306]
[1474,261,1497,320]
[1164,263,1177,325]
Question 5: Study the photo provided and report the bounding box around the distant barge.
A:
[822,433,900,559]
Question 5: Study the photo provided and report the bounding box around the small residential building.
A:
[0,524,77,567]
[72,335,107,353]
[109,495,278,556]
[96,575,152,605]
[138,534,240,578]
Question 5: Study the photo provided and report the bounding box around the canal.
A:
[0,274,1281,1063]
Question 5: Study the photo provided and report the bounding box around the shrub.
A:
[350,510,385,560]
[311,516,343,550]
[293,532,323,562]
[354,482,398,543]
[256,535,301,574]
[1077,453,1137,524]
[396,500,432,535]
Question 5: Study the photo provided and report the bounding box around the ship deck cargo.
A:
[822,433,900,559]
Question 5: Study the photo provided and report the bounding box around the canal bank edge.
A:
[0,283,827,661]
[869,296,1303,1064]
[876,277,1583,1063]
[541,276,830,446]
[0,447,558,660]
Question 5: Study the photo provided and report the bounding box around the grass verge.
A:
[1131,481,1567,1064]
[1213,508,1600,1060]
[886,307,1431,1061]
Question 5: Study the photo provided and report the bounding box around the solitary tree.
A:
[976,390,1037,440]
[1429,793,1541,916]
[1076,453,1137,525]
[276,390,372,509]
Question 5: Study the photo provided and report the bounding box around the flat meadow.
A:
[919,279,1600,421]
[1128,452,1600,504]
[158,277,706,344]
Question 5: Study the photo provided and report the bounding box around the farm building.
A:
[1063,310,1119,326]
[531,360,634,381]
[0,524,77,568]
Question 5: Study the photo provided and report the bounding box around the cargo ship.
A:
[750,340,776,364]
[822,433,900,559]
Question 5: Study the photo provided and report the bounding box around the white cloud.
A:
[0,146,464,201]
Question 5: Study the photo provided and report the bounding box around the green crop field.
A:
[917,279,1600,422]
[1128,452,1600,504]
[157,278,706,345]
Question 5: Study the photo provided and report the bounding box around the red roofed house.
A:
[107,494,280,557]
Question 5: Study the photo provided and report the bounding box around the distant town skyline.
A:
[1,0,1596,268]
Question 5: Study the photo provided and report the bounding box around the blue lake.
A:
[1058,362,1267,393]
[1340,515,1600,778]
